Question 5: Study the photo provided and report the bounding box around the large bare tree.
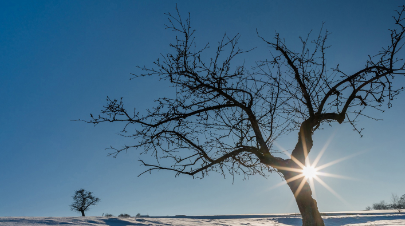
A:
[86,6,405,226]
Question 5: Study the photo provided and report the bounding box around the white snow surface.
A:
[1,210,404,226]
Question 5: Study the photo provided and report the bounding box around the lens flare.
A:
[271,136,362,206]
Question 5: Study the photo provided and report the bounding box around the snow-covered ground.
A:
[1,210,404,226]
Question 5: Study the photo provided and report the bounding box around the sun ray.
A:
[311,133,335,168]
[315,172,356,180]
[309,176,317,199]
[276,166,303,173]
[315,151,366,171]
[274,142,306,169]
[269,173,305,190]
[286,174,305,184]
[290,155,306,169]
[313,176,350,206]
[294,177,308,197]
[300,130,310,167]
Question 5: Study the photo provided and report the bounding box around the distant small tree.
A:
[135,213,141,218]
[400,194,405,209]
[104,213,114,218]
[118,213,131,218]
[365,206,371,211]
[372,200,389,210]
[392,193,405,212]
[391,193,401,212]
[70,189,100,216]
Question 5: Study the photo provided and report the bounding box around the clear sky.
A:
[1,0,404,217]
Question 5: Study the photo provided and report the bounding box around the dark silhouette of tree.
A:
[367,193,405,212]
[70,189,100,217]
[373,200,390,210]
[400,194,405,210]
[85,6,405,226]
[390,193,404,213]
[104,213,114,218]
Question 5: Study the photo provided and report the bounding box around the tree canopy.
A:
[86,6,405,226]
[89,6,405,179]
[70,189,100,217]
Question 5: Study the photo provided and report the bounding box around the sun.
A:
[302,165,317,178]
[271,135,362,203]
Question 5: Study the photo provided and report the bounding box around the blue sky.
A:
[1,0,404,217]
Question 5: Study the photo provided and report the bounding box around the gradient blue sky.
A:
[1,0,404,217]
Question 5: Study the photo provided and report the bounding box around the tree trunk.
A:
[282,170,324,226]
[81,210,85,217]
[279,120,324,225]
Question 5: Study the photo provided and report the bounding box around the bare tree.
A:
[70,189,100,217]
[400,194,405,210]
[118,213,131,218]
[85,6,405,226]
[391,193,405,212]
[373,200,390,210]
[391,193,401,212]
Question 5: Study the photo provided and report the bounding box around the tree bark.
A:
[81,210,85,217]
[276,120,324,226]
[281,170,324,226]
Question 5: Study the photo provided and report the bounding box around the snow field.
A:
[0,211,404,226]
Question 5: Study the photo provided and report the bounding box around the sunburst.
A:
[271,134,362,204]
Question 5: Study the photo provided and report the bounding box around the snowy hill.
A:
[0,210,404,226]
